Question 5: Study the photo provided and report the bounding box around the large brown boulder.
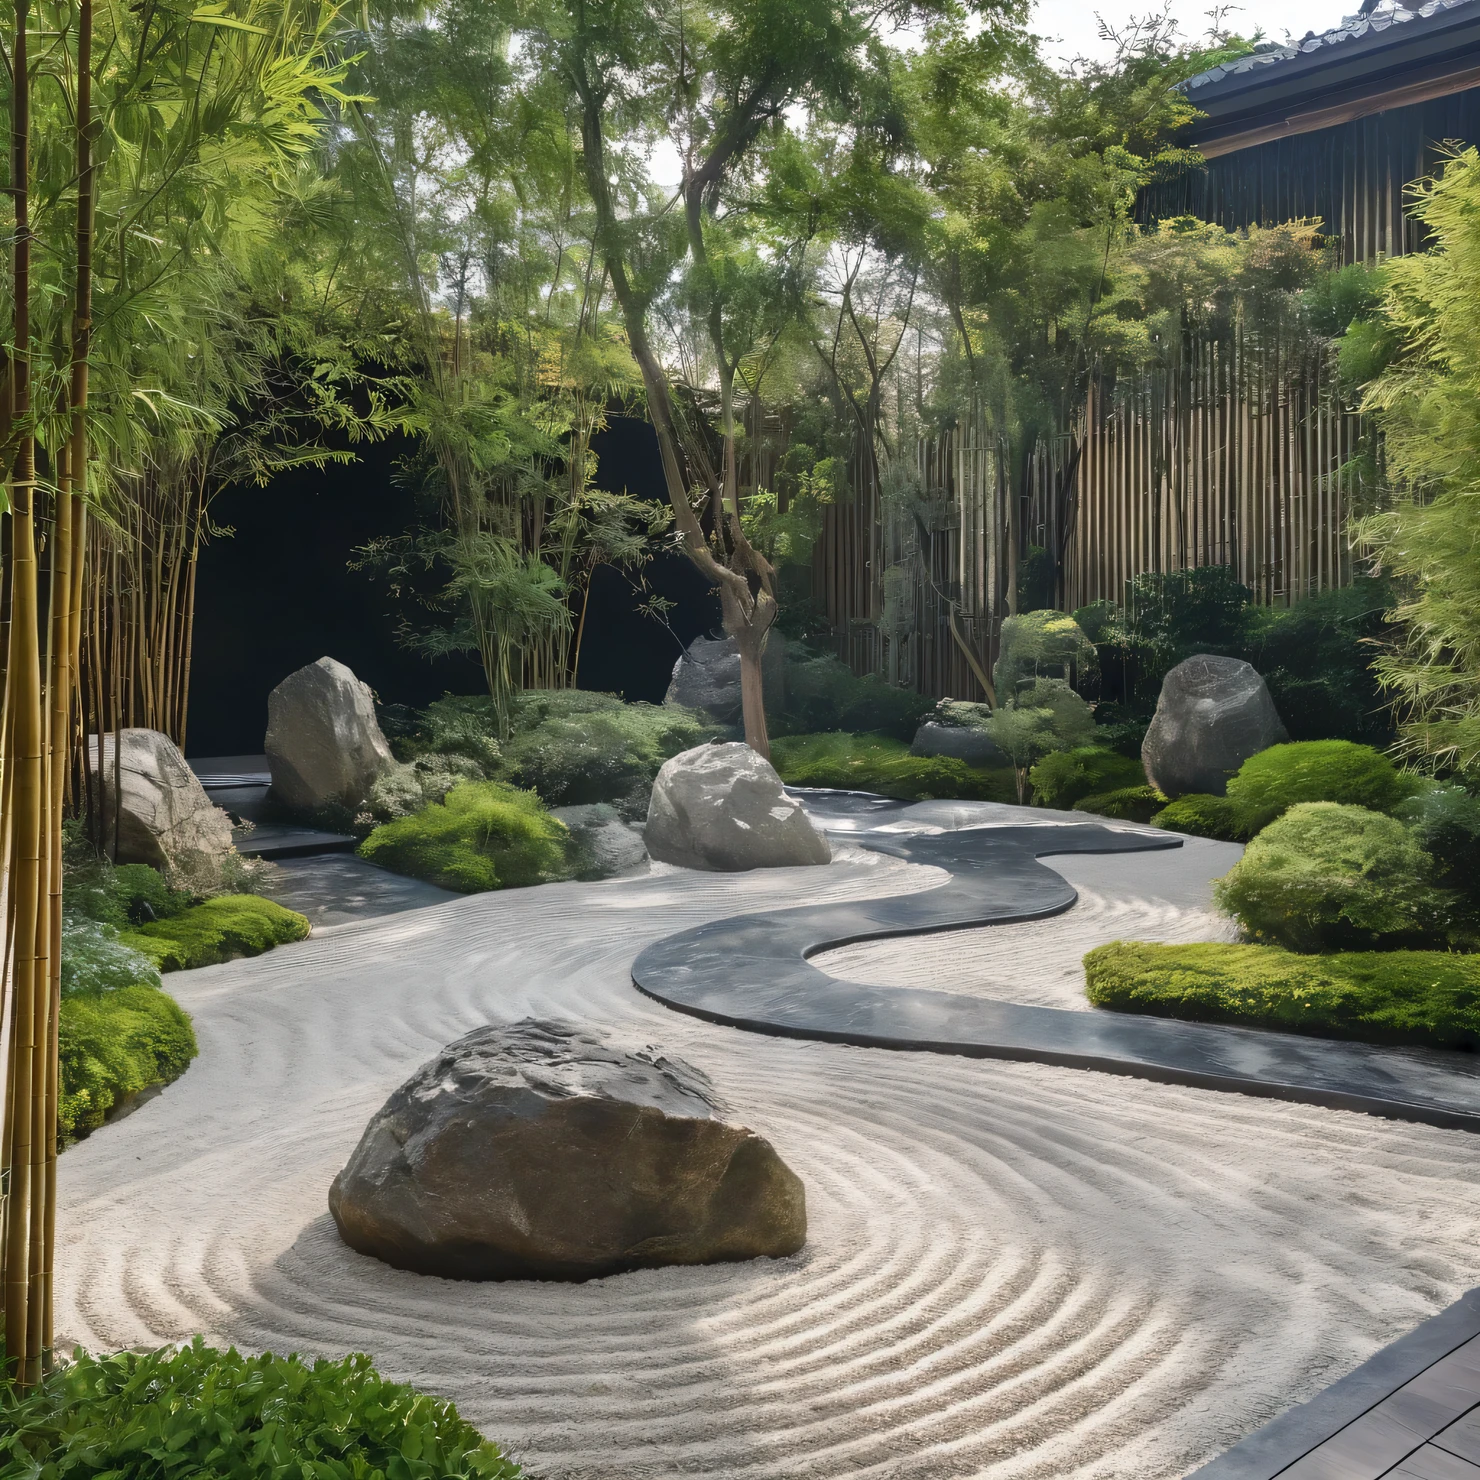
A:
[91,729,234,879]
[645,742,831,871]
[1142,654,1288,798]
[266,657,394,813]
[328,1019,806,1281]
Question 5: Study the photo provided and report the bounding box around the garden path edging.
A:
[632,819,1480,1133]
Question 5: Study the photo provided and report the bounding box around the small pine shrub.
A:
[1214,801,1448,952]
[1029,747,1145,810]
[358,781,574,892]
[0,1338,523,1478]
[1152,793,1252,841]
[121,896,311,973]
[1084,940,1480,1049]
[1073,786,1167,824]
[1225,740,1411,820]
[58,985,197,1141]
[769,732,1016,801]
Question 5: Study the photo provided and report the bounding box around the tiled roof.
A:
[1184,0,1479,92]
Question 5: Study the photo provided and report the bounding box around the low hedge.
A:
[1153,793,1255,842]
[770,732,1016,802]
[120,896,311,973]
[1029,746,1145,810]
[0,1338,523,1478]
[1084,940,1480,1049]
[58,985,197,1142]
[359,780,574,892]
[1073,785,1166,824]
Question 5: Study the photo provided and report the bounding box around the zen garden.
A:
[18,0,1480,1474]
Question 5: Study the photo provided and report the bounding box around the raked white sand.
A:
[55,843,1480,1479]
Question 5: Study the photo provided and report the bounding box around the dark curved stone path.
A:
[633,818,1480,1133]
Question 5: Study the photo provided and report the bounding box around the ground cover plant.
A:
[770,733,1016,802]
[120,896,311,974]
[0,1339,523,1478]
[359,781,576,892]
[1085,941,1480,1050]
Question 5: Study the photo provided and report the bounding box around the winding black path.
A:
[632,819,1480,1132]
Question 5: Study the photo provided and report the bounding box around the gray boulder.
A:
[550,803,648,879]
[664,633,785,725]
[266,657,395,813]
[328,1019,806,1281]
[1142,654,1288,798]
[646,742,831,871]
[911,699,1001,766]
[90,729,234,879]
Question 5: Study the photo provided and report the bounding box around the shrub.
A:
[1073,786,1166,824]
[770,732,1016,802]
[0,1338,522,1478]
[63,857,192,929]
[1225,739,1411,820]
[1084,940,1480,1049]
[1152,793,1252,841]
[499,701,710,813]
[58,984,197,1141]
[121,896,311,973]
[358,781,574,892]
[1214,802,1448,952]
[1030,746,1145,810]
[994,610,1097,697]
[775,656,933,741]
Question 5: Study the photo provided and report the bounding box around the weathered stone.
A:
[550,803,649,879]
[664,634,785,725]
[90,729,234,877]
[911,700,1001,766]
[1142,654,1288,798]
[266,657,395,813]
[646,742,831,871]
[328,1019,806,1281]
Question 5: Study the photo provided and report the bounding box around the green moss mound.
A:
[121,895,311,973]
[1225,739,1410,820]
[1153,792,1253,841]
[770,732,1016,801]
[358,780,573,893]
[1084,940,1480,1049]
[1214,802,1446,953]
[1073,785,1166,823]
[1029,746,1145,809]
[0,1338,522,1478]
[58,985,197,1142]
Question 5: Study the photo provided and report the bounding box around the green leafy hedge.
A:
[1153,792,1254,841]
[58,986,197,1142]
[1072,786,1166,823]
[774,657,933,741]
[0,1339,522,1478]
[770,732,1016,802]
[1084,940,1480,1049]
[359,781,573,892]
[121,896,311,973]
[1029,746,1145,810]
[1214,802,1447,952]
[1225,739,1411,820]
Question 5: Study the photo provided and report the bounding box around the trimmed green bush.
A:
[1030,746,1145,810]
[1073,786,1166,824]
[1152,792,1252,841]
[1214,802,1447,952]
[1084,940,1480,1049]
[770,732,1016,801]
[358,781,574,893]
[58,985,197,1141]
[121,895,311,973]
[0,1338,523,1478]
[775,657,933,741]
[1225,739,1411,820]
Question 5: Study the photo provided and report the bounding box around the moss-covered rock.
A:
[121,895,311,972]
[358,781,574,893]
[769,732,1016,802]
[1084,939,1480,1049]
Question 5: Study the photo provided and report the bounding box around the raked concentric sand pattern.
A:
[54,843,1480,1479]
